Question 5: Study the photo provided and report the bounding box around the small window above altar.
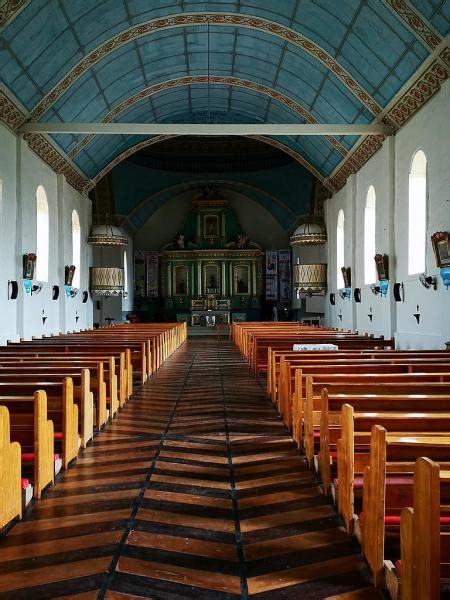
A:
[204,215,219,239]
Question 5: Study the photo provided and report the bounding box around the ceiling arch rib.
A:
[28,13,384,122]
[85,133,329,194]
[67,76,349,160]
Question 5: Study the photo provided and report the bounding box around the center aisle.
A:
[0,339,383,599]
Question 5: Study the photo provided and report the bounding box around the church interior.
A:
[0,1,450,598]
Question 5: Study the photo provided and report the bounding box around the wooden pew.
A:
[0,370,93,449]
[400,458,450,600]
[299,374,450,462]
[362,427,450,588]
[268,349,450,405]
[1,390,56,499]
[0,378,78,470]
[0,405,22,528]
[326,401,450,534]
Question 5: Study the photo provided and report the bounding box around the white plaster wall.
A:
[0,125,19,344]
[326,79,450,349]
[0,124,93,344]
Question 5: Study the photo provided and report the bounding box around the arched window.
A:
[336,209,345,289]
[71,210,81,288]
[36,186,49,282]
[364,186,376,284]
[123,250,128,295]
[408,150,427,275]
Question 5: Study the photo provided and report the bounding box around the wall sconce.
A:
[42,309,47,325]
[31,283,42,295]
[339,288,351,300]
[338,309,343,321]
[413,304,421,324]
[368,307,373,322]
[8,280,18,300]
[419,273,437,290]
[370,280,389,297]
[65,286,78,298]
[75,310,79,323]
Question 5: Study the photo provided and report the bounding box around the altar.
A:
[191,310,230,327]
[159,191,263,324]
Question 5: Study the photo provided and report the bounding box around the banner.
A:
[278,250,291,303]
[265,250,278,301]
[146,251,159,298]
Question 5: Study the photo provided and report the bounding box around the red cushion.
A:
[314,432,320,439]
[21,478,30,489]
[330,451,337,459]
[22,453,59,462]
[395,560,402,575]
[54,432,63,440]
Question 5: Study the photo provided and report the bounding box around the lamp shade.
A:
[293,263,327,295]
[290,222,326,246]
[88,224,127,247]
[89,267,124,296]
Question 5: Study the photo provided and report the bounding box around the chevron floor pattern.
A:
[0,339,384,599]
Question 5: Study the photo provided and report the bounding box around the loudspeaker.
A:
[353,287,361,303]
[8,280,18,300]
[82,291,88,303]
[52,285,59,300]
[329,293,335,306]
[393,282,403,302]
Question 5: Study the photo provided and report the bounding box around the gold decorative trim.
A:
[0,0,29,29]
[385,0,442,51]
[0,90,26,130]
[24,133,89,192]
[328,135,385,191]
[30,13,382,121]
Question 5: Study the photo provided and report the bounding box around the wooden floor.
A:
[0,339,384,599]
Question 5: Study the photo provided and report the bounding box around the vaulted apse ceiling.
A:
[1,0,449,191]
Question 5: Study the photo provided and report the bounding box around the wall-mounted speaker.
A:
[52,285,59,300]
[393,282,404,302]
[354,287,361,303]
[82,291,88,303]
[8,280,18,300]
[329,293,336,306]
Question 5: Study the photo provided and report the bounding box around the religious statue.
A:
[209,274,216,289]
[176,234,185,249]
[237,233,248,249]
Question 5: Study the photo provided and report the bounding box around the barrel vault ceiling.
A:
[0,1,449,206]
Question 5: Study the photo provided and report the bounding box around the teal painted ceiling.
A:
[1,0,448,225]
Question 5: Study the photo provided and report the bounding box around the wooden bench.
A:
[400,457,450,600]
[326,400,450,534]
[1,390,56,500]
[362,427,450,588]
[0,377,78,470]
[0,405,22,528]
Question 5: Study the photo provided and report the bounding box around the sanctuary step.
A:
[0,339,382,599]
